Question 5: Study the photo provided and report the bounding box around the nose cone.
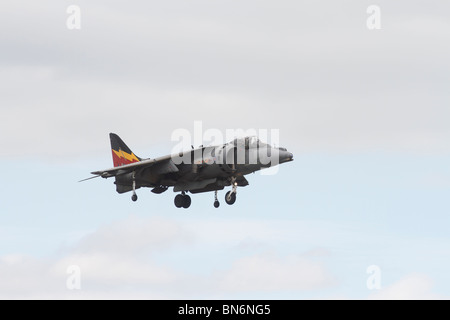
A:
[278,149,294,164]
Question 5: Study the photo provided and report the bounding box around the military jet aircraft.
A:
[84,133,293,208]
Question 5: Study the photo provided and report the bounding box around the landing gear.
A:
[174,194,184,207]
[182,195,191,208]
[225,191,236,205]
[225,177,238,205]
[174,192,191,209]
[131,171,138,202]
[213,190,220,208]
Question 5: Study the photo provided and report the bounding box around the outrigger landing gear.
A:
[214,190,220,208]
[225,177,237,205]
[131,171,138,202]
[174,191,191,209]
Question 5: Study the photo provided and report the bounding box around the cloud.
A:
[0,216,190,299]
[71,215,191,255]
[49,215,190,289]
[0,215,337,299]
[55,253,176,287]
[1,0,450,159]
[368,273,445,300]
[219,252,335,292]
[0,255,57,297]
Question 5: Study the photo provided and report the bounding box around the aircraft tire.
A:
[225,191,236,205]
[182,195,191,209]
[174,194,184,208]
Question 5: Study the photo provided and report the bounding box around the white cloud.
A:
[0,216,337,299]
[54,253,176,286]
[0,216,192,299]
[368,273,446,300]
[219,252,335,292]
[1,1,450,159]
[72,215,191,254]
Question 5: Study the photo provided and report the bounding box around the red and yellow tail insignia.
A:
[112,148,140,167]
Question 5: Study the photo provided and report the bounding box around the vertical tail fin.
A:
[110,133,142,167]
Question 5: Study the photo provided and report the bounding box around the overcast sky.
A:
[0,0,449,299]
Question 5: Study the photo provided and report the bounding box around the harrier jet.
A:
[84,133,293,208]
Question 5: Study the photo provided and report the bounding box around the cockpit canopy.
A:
[231,136,269,149]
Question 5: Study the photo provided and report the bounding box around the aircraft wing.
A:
[91,154,176,178]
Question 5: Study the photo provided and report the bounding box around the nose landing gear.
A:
[225,177,238,205]
[225,191,236,205]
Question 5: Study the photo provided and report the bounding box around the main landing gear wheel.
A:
[182,195,191,208]
[174,193,191,209]
[225,191,236,205]
[131,193,138,202]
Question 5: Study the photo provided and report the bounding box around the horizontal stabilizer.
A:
[78,175,100,182]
